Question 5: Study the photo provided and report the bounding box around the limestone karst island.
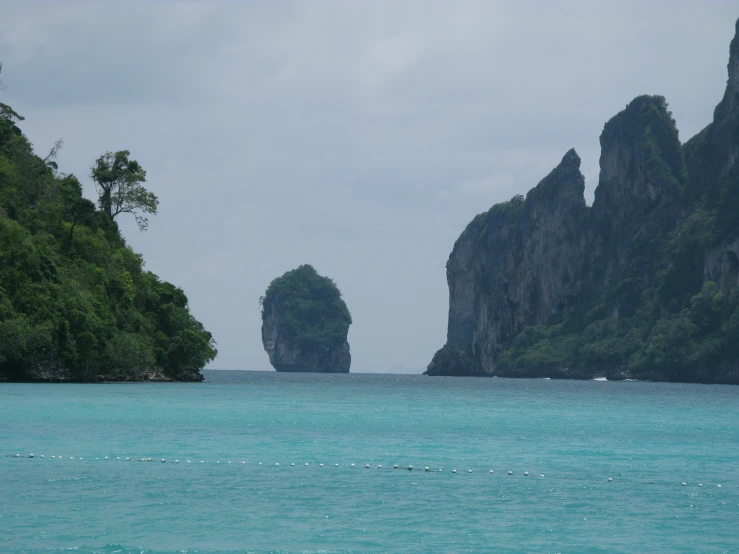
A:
[2,19,739,385]
[427,19,739,385]
[261,265,352,373]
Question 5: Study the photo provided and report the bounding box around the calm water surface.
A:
[1,371,737,553]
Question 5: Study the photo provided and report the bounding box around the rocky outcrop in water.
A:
[427,19,739,384]
[261,265,351,373]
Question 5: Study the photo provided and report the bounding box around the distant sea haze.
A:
[208,367,426,374]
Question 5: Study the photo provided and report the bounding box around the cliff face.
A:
[592,96,686,287]
[706,17,739,177]
[261,265,351,373]
[428,150,589,376]
[427,19,739,384]
[261,302,351,373]
[704,236,739,292]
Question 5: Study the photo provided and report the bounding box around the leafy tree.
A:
[91,150,159,230]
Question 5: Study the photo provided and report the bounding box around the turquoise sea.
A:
[1,371,737,553]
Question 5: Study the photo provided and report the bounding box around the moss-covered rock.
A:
[261,265,352,373]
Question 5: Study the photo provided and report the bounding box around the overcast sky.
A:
[0,2,736,372]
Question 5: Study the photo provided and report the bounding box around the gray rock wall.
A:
[427,20,739,381]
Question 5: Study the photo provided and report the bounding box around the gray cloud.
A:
[1,1,736,372]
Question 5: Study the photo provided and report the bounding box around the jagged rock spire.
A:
[713,18,739,127]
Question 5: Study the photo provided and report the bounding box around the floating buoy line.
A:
[5,453,731,489]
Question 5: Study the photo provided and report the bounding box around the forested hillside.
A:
[0,65,216,381]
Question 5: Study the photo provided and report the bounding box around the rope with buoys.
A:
[5,454,731,488]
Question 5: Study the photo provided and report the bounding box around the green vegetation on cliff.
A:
[499,282,739,381]
[261,265,351,354]
[497,94,739,382]
[0,66,216,381]
[430,18,739,384]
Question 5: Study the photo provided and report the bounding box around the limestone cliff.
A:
[427,19,739,384]
[261,265,351,373]
[428,149,589,376]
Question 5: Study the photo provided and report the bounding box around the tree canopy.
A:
[91,150,159,231]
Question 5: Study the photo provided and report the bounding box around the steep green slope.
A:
[0,82,216,381]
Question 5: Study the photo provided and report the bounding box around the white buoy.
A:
[187,460,191,463]
[291,463,295,466]
[241,461,245,464]
[126,457,130,461]
[15,454,20,458]
[698,483,703,487]
[175,460,179,463]
[216,461,220,464]
[365,464,370,468]
[320,463,324,467]
[524,472,529,476]
[425,466,430,472]
[489,470,493,473]
[51,456,55,458]
[79,457,84,460]
[351,463,355,467]
[148,458,152,462]
[227,461,231,464]
[116,457,120,460]
[378,464,382,469]
[393,464,398,469]
[104,457,108,460]
[161,459,166,463]
[438,469,442,472]
[201,461,205,463]
[717,484,722,488]
[468,469,472,473]
[70,457,73,460]
[258,462,262,465]
[608,478,613,482]
[335,463,339,467]
[29,454,34,458]
[508,471,513,475]
[541,474,544,477]
[408,465,413,470]
[275,463,279,466]
[305,463,309,466]
[452,469,457,474]
[95,457,99,460]
[682,482,686,486]
[40,455,44,458]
